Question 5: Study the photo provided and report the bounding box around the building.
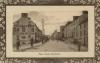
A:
[79,11,88,46]
[73,11,88,46]
[13,13,42,46]
[50,11,88,46]
[73,16,80,41]
[51,30,62,40]
[51,30,58,40]
[64,21,73,42]
[63,11,88,46]
[34,24,42,43]
[60,25,65,40]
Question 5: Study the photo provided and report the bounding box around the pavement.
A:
[14,40,88,52]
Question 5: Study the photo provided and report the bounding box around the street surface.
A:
[18,40,88,52]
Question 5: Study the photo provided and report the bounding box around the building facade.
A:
[51,30,62,40]
[13,13,42,46]
[60,26,65,40]
[60,11,88,46]
[51,30,58,40]
[64,21,73,42]
[79,11,88,46]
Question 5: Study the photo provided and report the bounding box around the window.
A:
[17,28,19,32]
[28,23,31,27]
[22,26,25,32]
[32,28,34,32]
[21,36,26,39]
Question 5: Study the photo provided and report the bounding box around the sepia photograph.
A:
[0,0,98,62]
[6,6,94,57]
[13,11,88,52]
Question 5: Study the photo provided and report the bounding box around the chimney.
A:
[82,11,88,14]
[21,13,28,17]
[73,16,79,20]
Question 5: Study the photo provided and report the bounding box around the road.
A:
[20,40,84,52]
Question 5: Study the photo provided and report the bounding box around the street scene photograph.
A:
[13,10,88,52]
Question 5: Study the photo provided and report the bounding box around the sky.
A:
[14,11,82,35]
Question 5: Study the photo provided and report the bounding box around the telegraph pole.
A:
[42,18,45,44]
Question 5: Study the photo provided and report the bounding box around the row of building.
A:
[51,11,88,46]
[13,13,44,46]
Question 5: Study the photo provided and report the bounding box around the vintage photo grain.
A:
[6,6,94,57]
[13,11,88,52]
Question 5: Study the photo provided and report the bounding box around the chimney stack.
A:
[73,16,79,20]
[82,11,88,14]
[21,13,28,17]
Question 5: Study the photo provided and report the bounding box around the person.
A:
[42,37,44,44]
[78,39,81,51]
[73,39,81,51]
[16,37,20,50]
[30,38,34,47]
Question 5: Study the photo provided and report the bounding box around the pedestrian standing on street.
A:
[42,37,44,44]
[73,39,81,51]
[16,37,20,50]
[78,40,81,51]
[30,38,34,47]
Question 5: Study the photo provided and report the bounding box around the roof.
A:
[14,17,35,26]
[65,21,73,26]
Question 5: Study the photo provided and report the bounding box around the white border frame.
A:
[6,6,94,58]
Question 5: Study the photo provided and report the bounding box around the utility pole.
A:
[42,18,45,44]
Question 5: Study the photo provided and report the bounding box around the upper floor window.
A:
[32,28,34,32]
[17,28,19,31]
[28,23,31,27]
[22,26,25,32]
